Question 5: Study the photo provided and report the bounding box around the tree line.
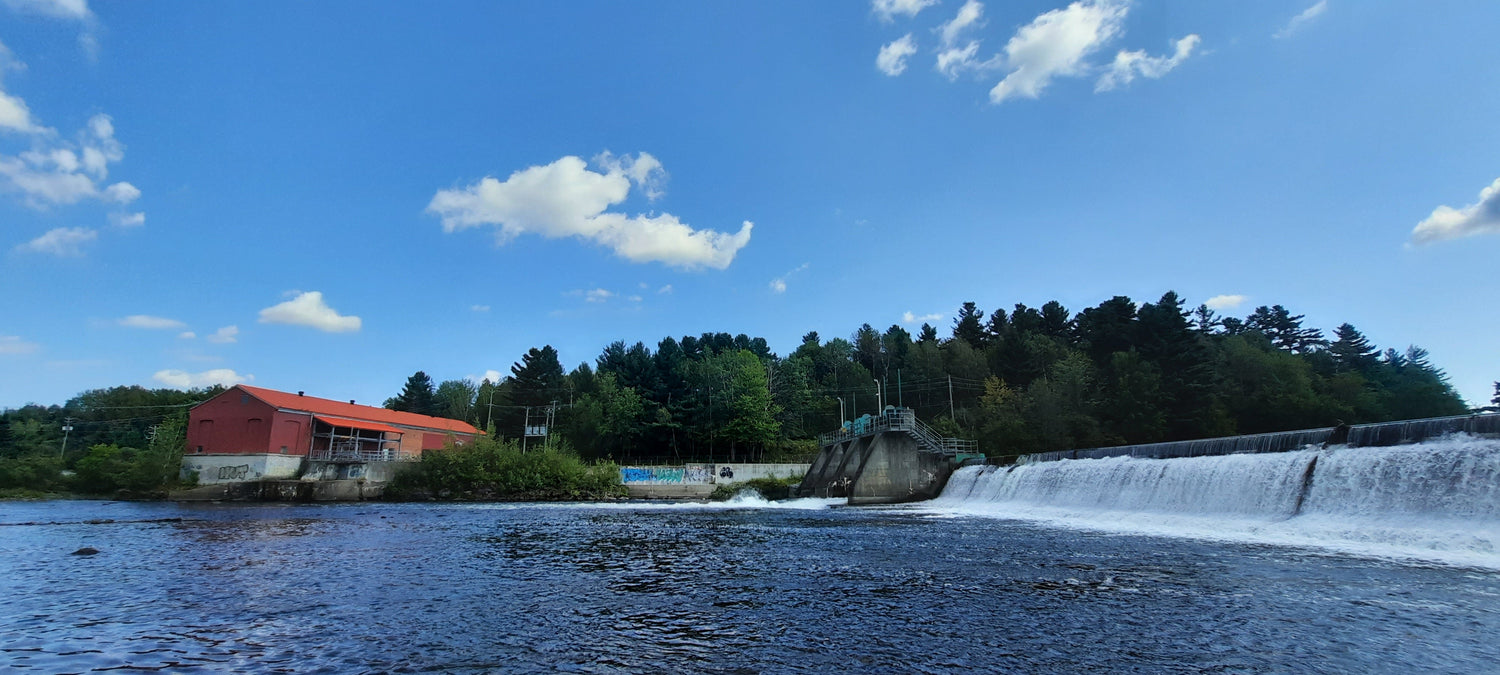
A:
[381,291,1482,464]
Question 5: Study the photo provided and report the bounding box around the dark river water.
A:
[3,497,1498,674]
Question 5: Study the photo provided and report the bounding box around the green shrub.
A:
[709,475,804,501]
[0,454,67,493]
[386,437,626,501]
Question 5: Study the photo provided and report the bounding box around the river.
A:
[3,487,1498,673]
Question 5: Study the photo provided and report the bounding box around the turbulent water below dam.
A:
[4,436,1500,673]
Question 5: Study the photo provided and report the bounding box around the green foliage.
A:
[434,379,479,423]
[386,436,624,501]
[709,475,803,501]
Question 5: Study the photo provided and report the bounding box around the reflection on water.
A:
[2,499,1499,673]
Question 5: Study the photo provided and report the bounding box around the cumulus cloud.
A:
[0,113,143,218]
[1204,294,1248,311]
[872,0,937,23]
[1410,177,1500,245]
[989,0,1129,104]
[770,263,809,294]
[1096,34,1200,92]
[903,311,943,324]
[876,34,918,76]
[258,291,361,333]
[118,314,187,330]
[0,42,41,134]
[206,325,238,344]
[470,304,490,312]
[1274,1,1327,40]
[427,153,752,270]
[153,368,251,389]
[584,288,614,303]
[0,334,39,354]
[14,226,95,255]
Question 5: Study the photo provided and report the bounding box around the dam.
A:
[796,407,977,504]
[930,414,1500,567]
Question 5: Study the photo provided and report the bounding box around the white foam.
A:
[924,435,1500,569]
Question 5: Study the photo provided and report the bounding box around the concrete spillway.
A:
[797,431,956,505]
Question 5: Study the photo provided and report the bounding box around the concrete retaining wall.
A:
[180,453,304,484]
[618,462,811,499]
[171,479,381,502]
[798,432,957,504]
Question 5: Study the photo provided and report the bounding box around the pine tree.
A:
[388,371,437,415]
[1328,323,1379,373]
[918,323,938,343]
[952,302,987,350]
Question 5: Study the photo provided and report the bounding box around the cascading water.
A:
[930,434,1500,568]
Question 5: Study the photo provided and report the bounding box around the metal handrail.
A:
[817,408,976,456]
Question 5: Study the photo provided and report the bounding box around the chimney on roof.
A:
[350,399,355,405]
[298,391,304,397]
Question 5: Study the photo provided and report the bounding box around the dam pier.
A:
[797,407,979,504]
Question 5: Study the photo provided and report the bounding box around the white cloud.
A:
[206,325,238,344]
[118,314,187,330]
[770,263,809,294]
[108,211,145,227]
[0,113,140,211]
[153,368,251,389]
[469,369,504,386]
[989,0,1129,104]
[594,150,666,200]
[427,153,752,270]
[657,284,673,294]
[15,226,96,255]
[584,288,614,303]
[876,34,918,76]
[258,291,361,332]
[1096,34,1200,92]
[872,0,937,23]
[0,334,39,354]
[2,0,91,20]
[1410,177,1500,245]
[470,304,490,312]
[903,311,943,324]
[1274,1,1327,40]
[1204,294,1248,311]
[178,331,195,340]
[938,0,984,47]
[103,181,140,203]
[936,42,986,80]
[627,295,643,302]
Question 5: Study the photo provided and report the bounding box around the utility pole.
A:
[948,376,955,421]
[60,417,75,458]
[873,378,882,411]
[521,406,530,452]
[897,369,903,408]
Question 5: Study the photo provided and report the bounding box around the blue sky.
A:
[1,0,1497,409]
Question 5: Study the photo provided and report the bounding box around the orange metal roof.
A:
[313,415,403,435]
[235,384,482,436]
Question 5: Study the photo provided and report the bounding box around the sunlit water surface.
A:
[3,496,1498,673]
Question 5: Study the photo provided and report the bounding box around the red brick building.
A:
[182,385,481,483]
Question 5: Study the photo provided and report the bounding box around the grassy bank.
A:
[385,437,626,501]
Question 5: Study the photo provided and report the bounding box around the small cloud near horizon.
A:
[1204,294,1248,311]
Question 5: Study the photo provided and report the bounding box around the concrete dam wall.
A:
[797,431,956,505]
[1018,413,1500,464]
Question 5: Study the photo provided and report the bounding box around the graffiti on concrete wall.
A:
[620,467,688,484]
[217,465,250,480]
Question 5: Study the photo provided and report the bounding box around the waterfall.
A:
[931,434,1500,568]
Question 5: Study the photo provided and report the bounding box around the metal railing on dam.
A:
[1017,413,1500,464]
[817,407,977,457]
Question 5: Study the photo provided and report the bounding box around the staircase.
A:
[817,408,976,457]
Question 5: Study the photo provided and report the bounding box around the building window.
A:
[196,446,203,454]
[240,394,250,404]
[280,446,287,454]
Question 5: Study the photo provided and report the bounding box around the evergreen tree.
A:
[918,323,938,343]
[1074,296,1137,363]
[952,301,987,350]
[1246,305,1326,353]
[1039,301,1072,342]
[387,371,437,416]
[1328,323,1379,373]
